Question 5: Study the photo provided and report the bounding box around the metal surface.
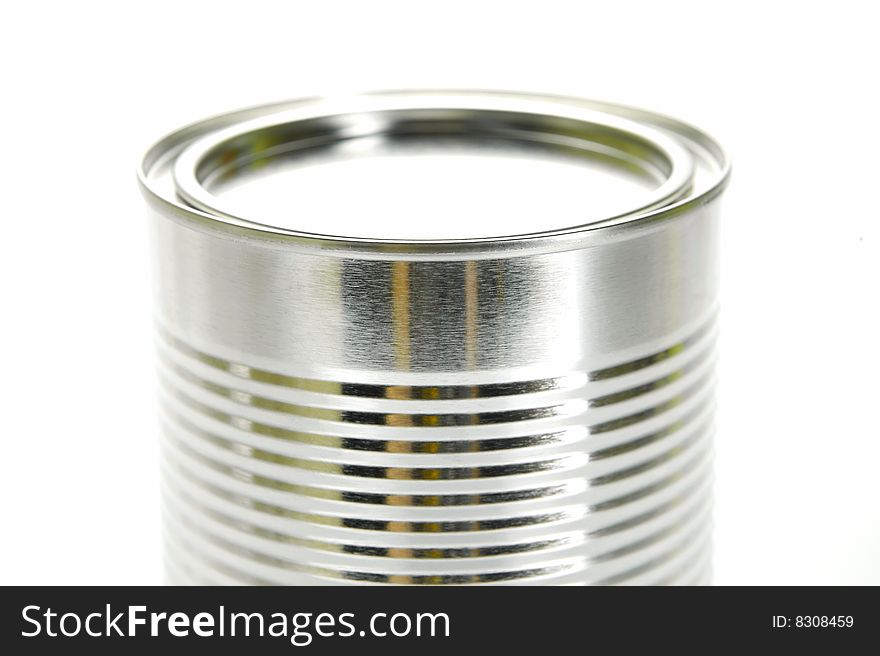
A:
[139,90,729,585]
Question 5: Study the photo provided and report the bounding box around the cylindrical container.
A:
[139,91,729,585]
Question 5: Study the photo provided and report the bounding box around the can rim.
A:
[138,90,730,256]
[171,96,695,241]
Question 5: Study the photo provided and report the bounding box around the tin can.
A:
[139,91,729,585]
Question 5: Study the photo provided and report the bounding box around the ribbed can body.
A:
[150,193,721,585]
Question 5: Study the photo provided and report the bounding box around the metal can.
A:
[139,91,729,585]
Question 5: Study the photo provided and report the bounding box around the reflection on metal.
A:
[140,91,729,585]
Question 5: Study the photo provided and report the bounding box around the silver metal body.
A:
[139,91,729,585]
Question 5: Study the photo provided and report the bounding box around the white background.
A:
[2,0,878,585]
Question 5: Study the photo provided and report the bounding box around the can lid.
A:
[139,91,729,254]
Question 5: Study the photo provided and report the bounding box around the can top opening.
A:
[139,91,729,254]
[182,133,665,241]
